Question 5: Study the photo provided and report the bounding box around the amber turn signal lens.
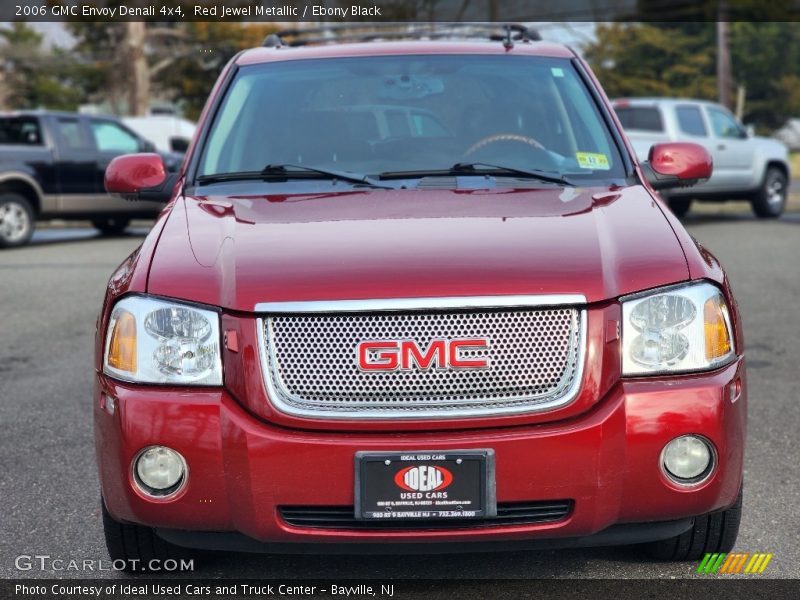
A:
[704,296,732,361]
[107,310,137,373]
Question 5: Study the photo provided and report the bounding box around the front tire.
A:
[751,166,787,218]
[667,197,692,218]
[92,217,130,235]
[0,193,35,248]
[643,487,742,561]
[102,499,190,572]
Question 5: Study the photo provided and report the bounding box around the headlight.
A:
[103,296,222,385]
[621,282,734,376]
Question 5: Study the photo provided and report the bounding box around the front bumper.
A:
[95,358,745,548]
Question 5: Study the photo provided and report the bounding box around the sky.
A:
[29,22,75,48]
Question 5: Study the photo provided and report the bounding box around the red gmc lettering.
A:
[358,339,489,371]
[358,341,399,370]
[450,339,490,368]
[401,340,445,369]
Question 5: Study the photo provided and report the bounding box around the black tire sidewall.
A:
[101,497,191,571]
[667,197,692,218]
[642,486,743,561]
[92,217,131,235]
[753,167,787,218]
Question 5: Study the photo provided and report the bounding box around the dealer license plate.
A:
[354,450,496,520]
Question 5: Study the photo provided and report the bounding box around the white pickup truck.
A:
[613,98,790,218]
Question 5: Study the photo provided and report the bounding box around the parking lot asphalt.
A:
[1,209,798,583]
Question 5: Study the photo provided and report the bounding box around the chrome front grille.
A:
[259,299,585,419]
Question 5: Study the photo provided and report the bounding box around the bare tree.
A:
[717,2,732,109]
[124,22,149,116]
[0,68,7,110]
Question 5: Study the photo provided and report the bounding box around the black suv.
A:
[0,111,180,247]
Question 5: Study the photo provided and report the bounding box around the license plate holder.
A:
[354,450,496,520]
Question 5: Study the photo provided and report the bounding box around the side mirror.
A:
[104,153,177,203]
[641,143,712,191]
[745,124,755,138]
[141,139,157,152]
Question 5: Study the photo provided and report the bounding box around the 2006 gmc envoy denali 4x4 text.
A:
[94,28,746,569]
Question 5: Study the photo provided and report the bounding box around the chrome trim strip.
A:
[255,295,587,314]
[256,308,587,421]
[40,193,59,213]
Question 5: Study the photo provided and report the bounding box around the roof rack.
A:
[262,23,541,48]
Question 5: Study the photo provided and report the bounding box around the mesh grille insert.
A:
[261,307,584,418]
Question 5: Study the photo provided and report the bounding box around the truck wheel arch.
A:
[765,160,789,182]
[0,173,43,216]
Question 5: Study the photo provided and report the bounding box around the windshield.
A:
[198,54,626,184]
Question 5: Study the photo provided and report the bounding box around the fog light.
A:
[133,446,187,497]
[662,435,714,484]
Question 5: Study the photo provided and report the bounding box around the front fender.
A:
[752,139,790,185]
[93,203,175,372]
[0,168,46,209]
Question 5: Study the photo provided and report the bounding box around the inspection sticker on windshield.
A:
[576,152,610,170]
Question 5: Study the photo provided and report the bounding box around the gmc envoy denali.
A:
[94,28,746,569]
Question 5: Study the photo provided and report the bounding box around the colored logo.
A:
[394,465,453,492]
[357,339,490,371]
[697,552,773,574]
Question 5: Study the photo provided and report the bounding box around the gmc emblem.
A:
[357,339,490,371]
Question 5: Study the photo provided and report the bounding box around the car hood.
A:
[147,185,690,311]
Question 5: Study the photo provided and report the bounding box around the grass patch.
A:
[790,152,800,176]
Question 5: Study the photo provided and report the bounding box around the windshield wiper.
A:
[379,162,573,186]
[261,164,392,188]
[451,163,573,186]
[197,164,392,189]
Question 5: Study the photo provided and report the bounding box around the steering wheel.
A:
[464,133,545,157]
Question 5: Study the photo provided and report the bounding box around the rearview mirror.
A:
[104,153,177,203]
[641,143,713,191]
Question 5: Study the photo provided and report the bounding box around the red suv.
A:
[95,30,745,568]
